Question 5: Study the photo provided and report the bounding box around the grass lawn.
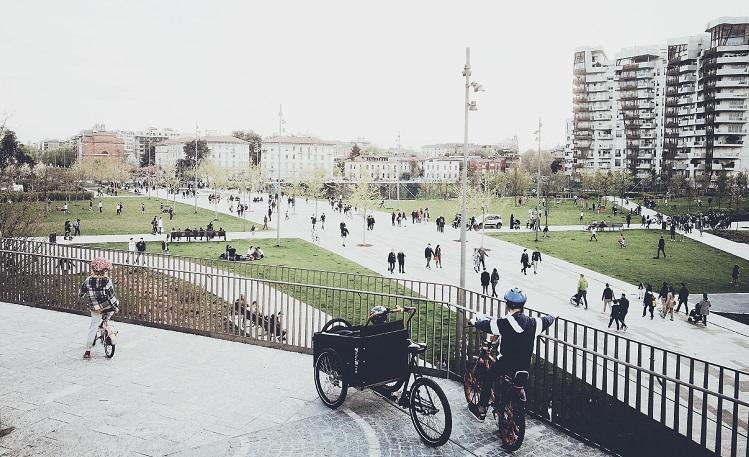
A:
[83,238,453,362]
[647,196,749,217]
[85,238,376,275]
[379,197,628,226]
[492,229,749,293]
[33,198,262,236]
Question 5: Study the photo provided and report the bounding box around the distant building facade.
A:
[261,136,338,180]
[154,135,251,170]
[421,158,461,182]
[115,127,181,164]
[343,156,409,181]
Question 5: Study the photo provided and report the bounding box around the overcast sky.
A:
[1,1,748,151]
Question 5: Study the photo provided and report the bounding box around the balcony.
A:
[574,112,593,121]
[717,67,749,76]
[573,85,587,94]
[573,104,591,113]
[716,103,747,111]
[717,56,749,65]
[715,80,749,89]
[590,104,612,111]
[574,140,592,148]
[715,92,748,100]
[715,115,747,123]
[573,95,590,103]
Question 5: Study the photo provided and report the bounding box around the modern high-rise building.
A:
[571,16,749,185]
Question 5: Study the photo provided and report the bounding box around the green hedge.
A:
[1,191,93,202]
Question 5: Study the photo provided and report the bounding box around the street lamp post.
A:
[458,47,483,366]
[535,118,542,242]
[194,123,198,214]
[276,105,283,247]
[396,132,401,200]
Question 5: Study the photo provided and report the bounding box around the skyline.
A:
[2,1,749,152]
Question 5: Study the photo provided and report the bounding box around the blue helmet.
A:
[504,287,527,309]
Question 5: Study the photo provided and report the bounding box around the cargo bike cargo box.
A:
[312,320,409,389]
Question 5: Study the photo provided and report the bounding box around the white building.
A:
[572,16,749,184]
[420,143,481,159]
[38,139,63,152]
[261,136,337,180]
[154,135,251,170]
[344,156,410,181]
[421,158,461,182]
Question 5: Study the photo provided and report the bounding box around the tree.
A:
[349,144,361,160]
[40,145,76,167]
[232,130,263,165]
[715,171,730,209]
[139,141,160,168]
[0,130,35,171]
[349,175,379,246]
[304,169,327,217]
[610,170,633,204]
[506,167,531,205]
[199,160,228,221]
[177,140,209,177]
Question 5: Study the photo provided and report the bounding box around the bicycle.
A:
[463,338,528,452]
[313,307,452,447]
[91,311,118,359]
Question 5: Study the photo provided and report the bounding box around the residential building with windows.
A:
[38,139,63,152]
[572,17,749,184]
[421,158,461,182]
[420,143,480,159]
[261,136,337,180]
[115,127,182,164]
[154,135,251,171]
[343,156,410,181]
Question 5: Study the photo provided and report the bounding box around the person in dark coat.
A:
[642,284,655,319]
[396,251,406,274]
[490,268,500,297]
[611,293,629,331]
[656,235,666,258]
[424,244,434,269]
[480,268,490,295]
[676,283,689,314]
[520,249,530,275]
[387,250,396,273]
[531,248,542,274]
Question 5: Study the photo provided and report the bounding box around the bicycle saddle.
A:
[407,339,427,354]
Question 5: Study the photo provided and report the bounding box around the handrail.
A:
[538,335,749,407]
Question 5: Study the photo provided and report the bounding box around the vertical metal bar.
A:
[687,358,695,441]
[674,354,681,434]
[716,367,724,454]
[731,371,739,457]
[701,362,709,447]
[661,353,668,424]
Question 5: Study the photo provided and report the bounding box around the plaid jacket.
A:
[79,276,120,312]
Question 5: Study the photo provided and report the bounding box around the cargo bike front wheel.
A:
[408,377,452,447]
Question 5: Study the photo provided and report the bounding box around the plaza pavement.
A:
[0,301,607,457]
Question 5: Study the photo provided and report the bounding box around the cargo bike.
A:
[312,306,452,447]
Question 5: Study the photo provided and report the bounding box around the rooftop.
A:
[264,135,336,145]
[161,135,250,145]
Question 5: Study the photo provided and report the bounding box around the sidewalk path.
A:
[0,302,606,457]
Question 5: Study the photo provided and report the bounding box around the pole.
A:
[194,123,198,214]
[457,47,470,371]
[535,117,541,242]
[397,132,401,200]
[276,105,282,247]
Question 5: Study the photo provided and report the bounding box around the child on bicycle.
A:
[79,257,120,359]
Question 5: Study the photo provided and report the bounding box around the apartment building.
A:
[572,17,749,185]
[154,135,251,171]
[343,156,409,181]
[261,136,337,180]
[115,127,181,164]
[421,158,461,182]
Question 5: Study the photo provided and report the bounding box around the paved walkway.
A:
[0,302,607,457]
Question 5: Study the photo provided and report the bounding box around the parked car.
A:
[478,214,503,229]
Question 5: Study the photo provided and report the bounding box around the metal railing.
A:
[0,238,747,455]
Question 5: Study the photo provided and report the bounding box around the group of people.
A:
[169,225,227,242]
[220,244,265,261]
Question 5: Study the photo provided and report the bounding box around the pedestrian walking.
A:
[642,284,655,319]
[663,285,676,320]
[434,245,442,268]
[387,250,396,274]
[610,293,629,331]
[542,225,549,238]
[531,248,542,274]
[73,219,81,237]
[135,238,146,265]
[490,268,499,297]
[340,224,349,247]
[263,215,268,230]
[126,237,136,264]
[732,264,740,287]
[161,236,170,255]
[656,235,666,259]
[520,249,530,275]
[477,247,488,270]
[480,268,490,295]
[576,274,589,309]
[697,293,711,326]
[397,250,406,274]
[424,243,434,269]
[601,283,613,313]
[676,282,689,314]
[98,201,103,213]
[589,225,598,242]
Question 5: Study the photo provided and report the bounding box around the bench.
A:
[607,223,623,231]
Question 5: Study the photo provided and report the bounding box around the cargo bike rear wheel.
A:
[314,349,348,409]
